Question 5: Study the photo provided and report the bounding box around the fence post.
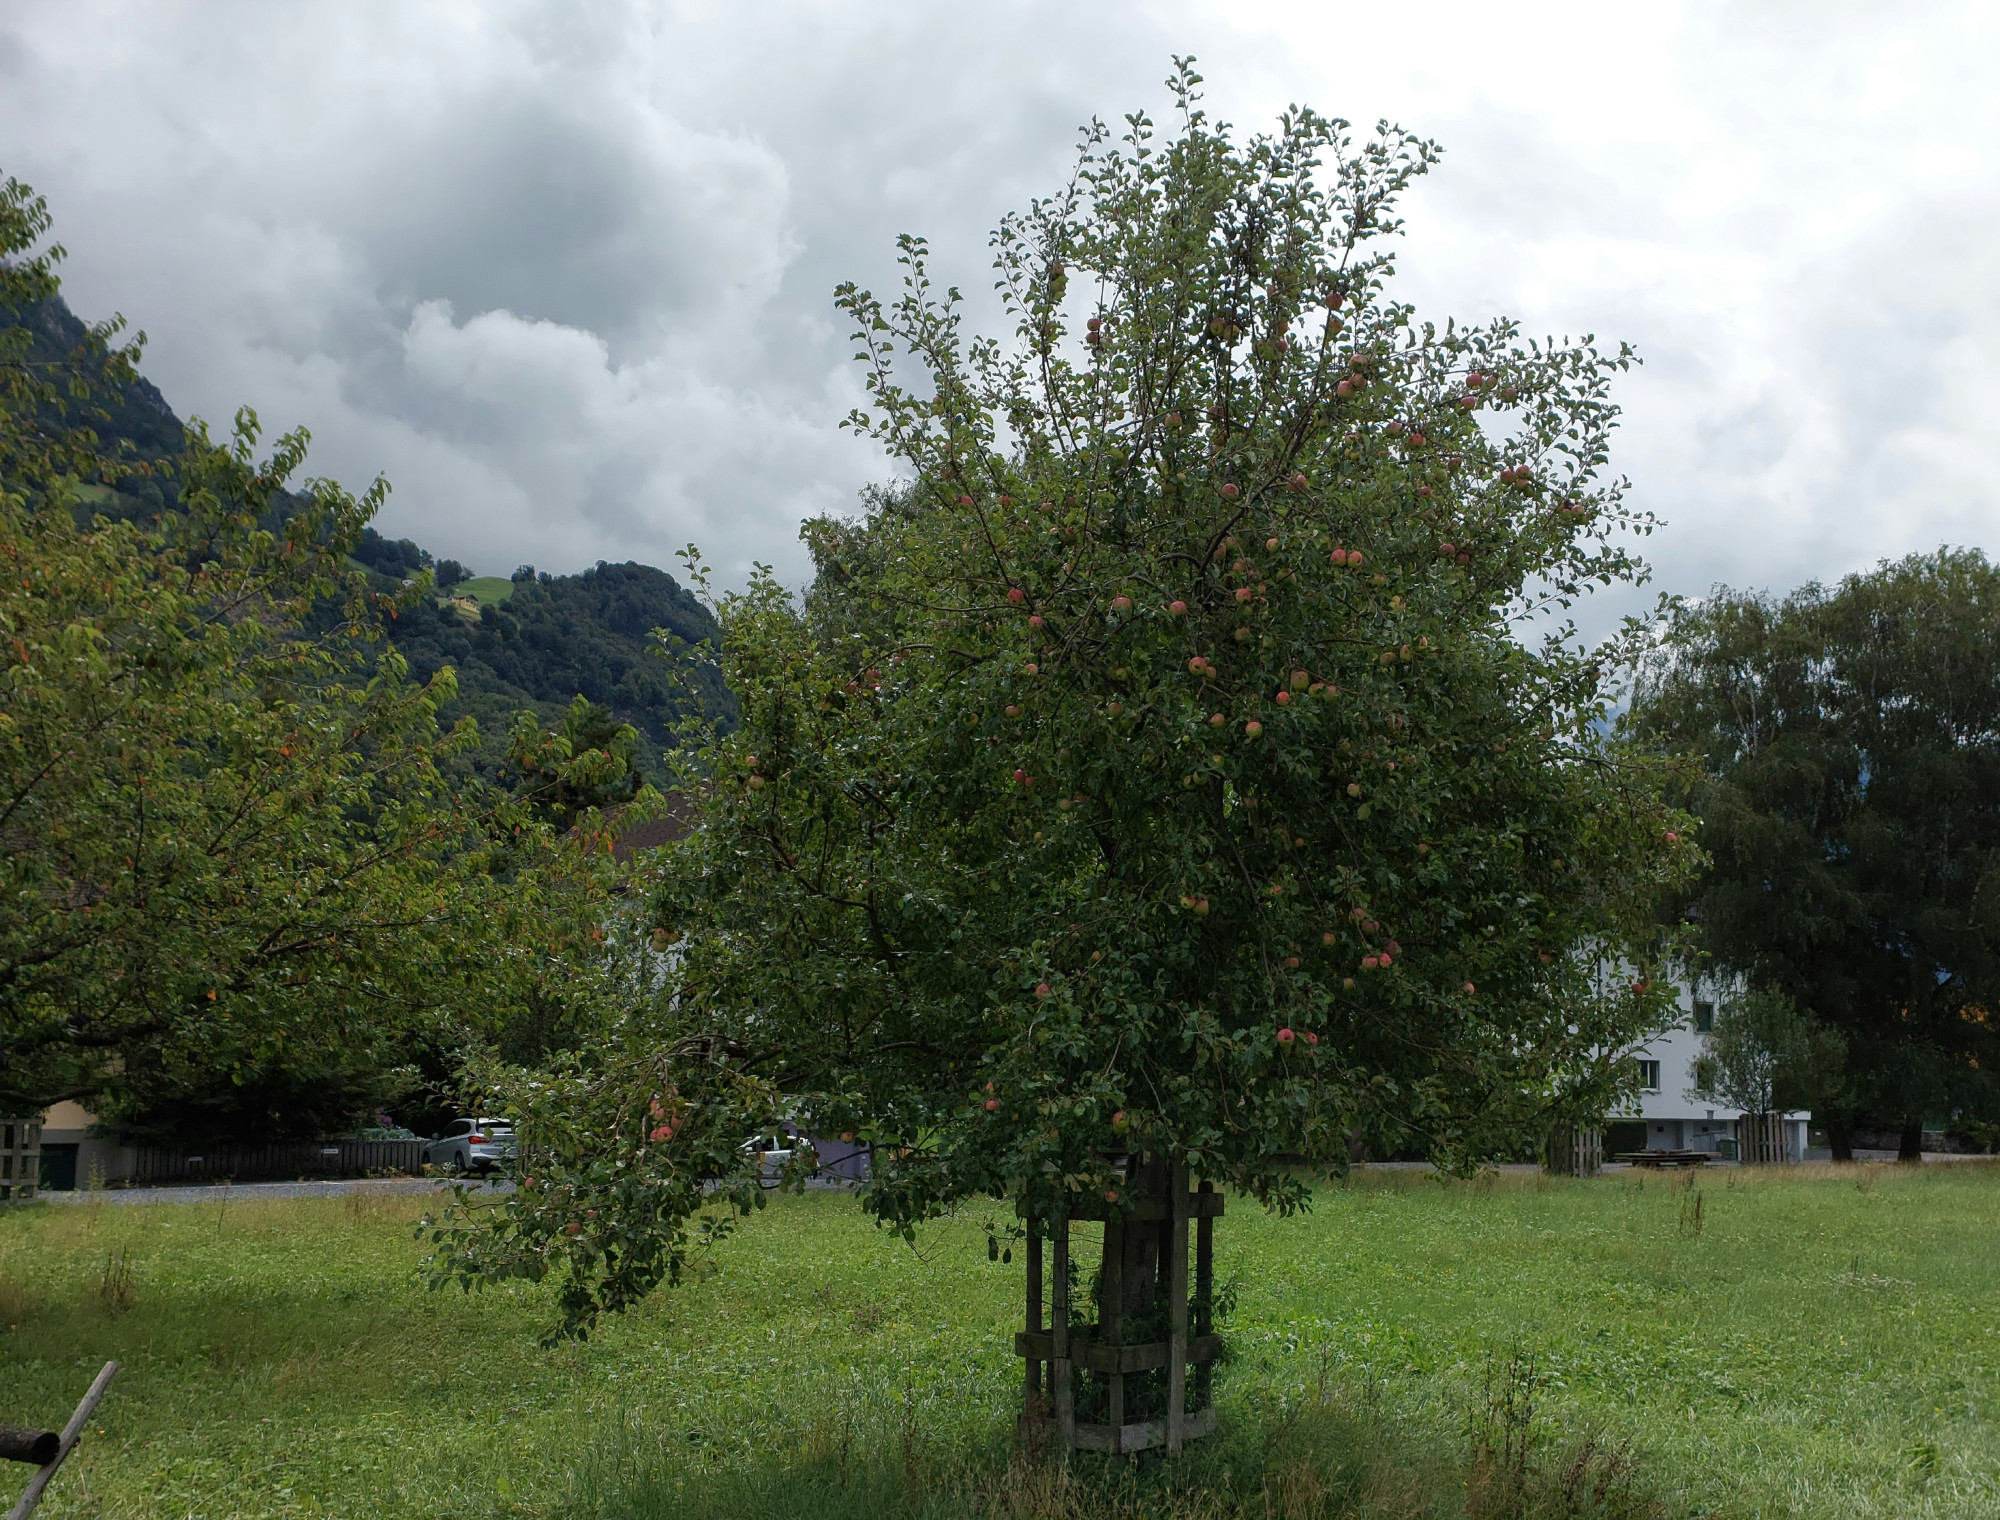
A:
[1542,1123,1601,1177]
[0,1120,40,1202]
[1166,1162,1189,1455]
[1051,1204,1073,1450]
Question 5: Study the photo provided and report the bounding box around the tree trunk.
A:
[1119,1155,1170,1315]
[1899,1119,1925,1163]
[1826,1113,1854,1161]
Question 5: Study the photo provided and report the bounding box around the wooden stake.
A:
[1101,1212,1124,1452]
[1195,1178,1214,1410]
[1024,1220,1043,1405]
[1051,1208,1074,1449]
[6,1361,118,1520]
[1166,1164,1189,1454]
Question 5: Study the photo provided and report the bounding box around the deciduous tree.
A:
[0,173,637,1130]
[444,69,1693,1341]
[1628,550,2000,1159]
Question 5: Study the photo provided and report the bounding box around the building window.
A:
[1636,1059,1662,1093]
[1693,1001,1714,1033]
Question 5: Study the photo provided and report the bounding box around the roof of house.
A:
[607,792,701,861]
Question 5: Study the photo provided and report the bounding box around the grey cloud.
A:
[1,0,1993,624]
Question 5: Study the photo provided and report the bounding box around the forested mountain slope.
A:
[9,292,729,776]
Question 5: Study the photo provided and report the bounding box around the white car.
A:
[423,1118,515,1174]
[742,1130,800,1188]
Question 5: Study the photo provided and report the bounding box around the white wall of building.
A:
[1610,982,1809,1160]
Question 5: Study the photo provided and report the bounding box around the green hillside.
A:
[12,291,730,778]
[453,575,514,606]
[350,528,728,778]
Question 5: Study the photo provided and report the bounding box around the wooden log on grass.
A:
[0,1430,57,1467]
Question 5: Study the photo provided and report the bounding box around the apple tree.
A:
[442,66,1694,1346]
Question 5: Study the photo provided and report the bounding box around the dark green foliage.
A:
[0,171,669,1150]
[100,1041,421,1146]
[439,75,1692,1343]
[374,556,731,779]
[1689,986,1848,1118]
[1628,549,2000,1151]
[507,695,647,831]
[352,525,433,580]
[0,181,174,524]
[9,269,732,784]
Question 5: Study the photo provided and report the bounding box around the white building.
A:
[1608,983,1810,1162]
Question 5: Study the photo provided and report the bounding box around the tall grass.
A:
[562,1349,1657,1520]
[1,1163,1996,1518]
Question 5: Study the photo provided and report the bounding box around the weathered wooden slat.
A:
[1022,1191,1224,1223]
[1051,1209,1073,1449]
[1013,1330,1222,1374]
[1064,1406,1218,1454]
[1166,1160,1189,1454]
[1101,1214,1124,1449]
[1023,1224,1042,1403]
[1195,1180,1215,1409]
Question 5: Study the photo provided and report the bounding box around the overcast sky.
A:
[4,0,1995,636]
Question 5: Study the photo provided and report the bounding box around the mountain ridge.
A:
[10,291,728,776]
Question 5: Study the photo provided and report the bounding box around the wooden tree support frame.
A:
[0,1120,40,1203]
[1016,1166,1223,1455]
[1737,1111,1793,1165]
[1542,1123,1602,1177]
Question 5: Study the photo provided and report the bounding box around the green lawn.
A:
[1,1164,1995,1519]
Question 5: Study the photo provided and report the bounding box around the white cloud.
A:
[1,0,1994,623]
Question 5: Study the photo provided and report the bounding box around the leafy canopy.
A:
[443,69,1695,1339]
[0,172,652,1129]
[1627,548,2000,1135]
[1689,986,1847,1117]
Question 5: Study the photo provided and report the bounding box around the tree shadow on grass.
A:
[564,1361,1665,1520]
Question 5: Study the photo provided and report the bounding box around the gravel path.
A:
[40,1177,513,1205]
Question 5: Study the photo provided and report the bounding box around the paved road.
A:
[33,1153,1987,1206]
[40,1176,513,1205]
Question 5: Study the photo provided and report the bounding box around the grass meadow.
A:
[0,1162,1995,1520]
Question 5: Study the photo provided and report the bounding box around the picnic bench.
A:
[1615,1149,1713,1169]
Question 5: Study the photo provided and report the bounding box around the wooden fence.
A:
[1542,1123,1603,1177]
[1735,1112,1793,1165]
[127,1138,426,1183]
[1,1118,41,1201]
